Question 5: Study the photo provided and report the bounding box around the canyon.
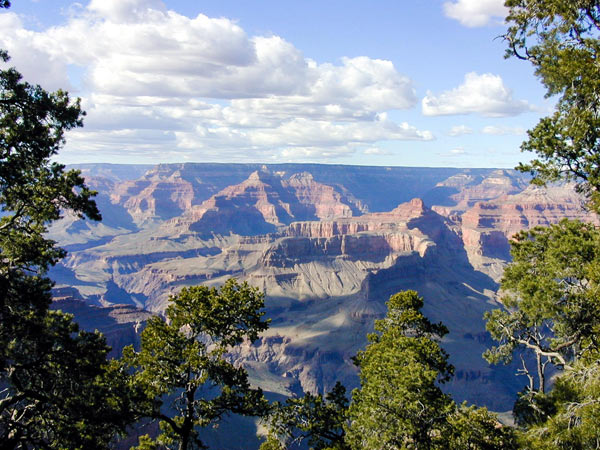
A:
[46,163,596,447]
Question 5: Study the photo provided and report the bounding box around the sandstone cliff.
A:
[47,163,598,415]
[460,183,597,279]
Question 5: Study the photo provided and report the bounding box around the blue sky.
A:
[0,0,551,168]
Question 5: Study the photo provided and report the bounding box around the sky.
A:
[0,0,553,168]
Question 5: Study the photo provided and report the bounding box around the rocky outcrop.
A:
[166,169,364,237]
[49,163,598,415]
[285,198,430,237]
[111,171,198,225]
[50,295,153,358]
[261,233,433,268]
[462,184,595,236]
[430,170,528,216]
[460,184,598,278]
[265,199,438,265]
[287,172,358,219]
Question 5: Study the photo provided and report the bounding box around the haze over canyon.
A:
[47,162,596,446]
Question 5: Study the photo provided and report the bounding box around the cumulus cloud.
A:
[481,125,526,135]
[280,145,356,161]
[448,125,473,136]
[443,0,507,27]
[87,0,167,23]
[0,0,429,162]
[437,147,469,158]
[364,147,391,155]
[422,72,532,117]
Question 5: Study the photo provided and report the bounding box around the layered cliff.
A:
[47,163,598,415]
[50,293,153,358]
[460,184,597,278]
[164,169,365,237]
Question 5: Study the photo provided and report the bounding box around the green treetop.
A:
[124,279,270,450]
[0,51,99,275]
[0,49,135,448]
[345,290,454,449]
[260,381,350,450]
[484,219,600,427]
[497,0,600,444]
[262,290,516,450]
[518,350,600,449]
[504,0,600,210]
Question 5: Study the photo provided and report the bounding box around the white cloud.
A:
[2,3,414,105]
[88,0,167,23]
[247,117,433,148]
[364,147,390,155]
[443,0,507,27]
[0,0,430,162]
[0,13,74,90]
[437,147,468,158]
[448,125,473,136]
[481,125,526,135]
[280,145,356,160]
[422,72,532,117]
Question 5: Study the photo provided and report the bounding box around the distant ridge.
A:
[68,162,511,213]
[51,162,591,421]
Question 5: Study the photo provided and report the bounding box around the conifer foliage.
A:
[262,291,516,450]
[346,291,454,449]
[0,48,134,448]
[480,1,600,446]
[505,0,600,211]
[124,280,270,450]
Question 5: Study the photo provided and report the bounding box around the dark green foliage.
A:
[124,279,270,450]
[343,290,517,449]
[484,220,600,396]
[443,403,518,450]
[345,291,454,449]
[0,53,99,273]
[500,1,600,445]
[261,290,517,450]
[0,52,134,448]
[261,382,350,450]
[0,311,133,449]
[512,351,600,449]
[503,0,600,210]
[511,389,556,428]
[484,219,600,443]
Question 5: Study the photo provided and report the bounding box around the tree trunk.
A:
[536,352,545,394]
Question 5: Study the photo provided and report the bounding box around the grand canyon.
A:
[48,163,595,448]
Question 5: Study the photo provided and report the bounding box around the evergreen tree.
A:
[260,382,349,450]
[484,220,600,398]
[345,291,454,449]
[484,219,600,443]
[486,3,600,443]
[518,351,600,449]
[504,0,600,211]
[0,49,135,448]
[263,291,516,450]
[443,403,517,450]
[124,279,270,450]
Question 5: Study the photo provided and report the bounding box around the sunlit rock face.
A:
[459,183,597,279]
[49,163,597,416]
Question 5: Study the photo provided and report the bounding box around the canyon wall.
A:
[47,163,598,420]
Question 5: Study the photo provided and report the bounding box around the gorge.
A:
[46,162,596,447]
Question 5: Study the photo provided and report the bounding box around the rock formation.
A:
[47,163,599,417]
[460,183,597,279]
